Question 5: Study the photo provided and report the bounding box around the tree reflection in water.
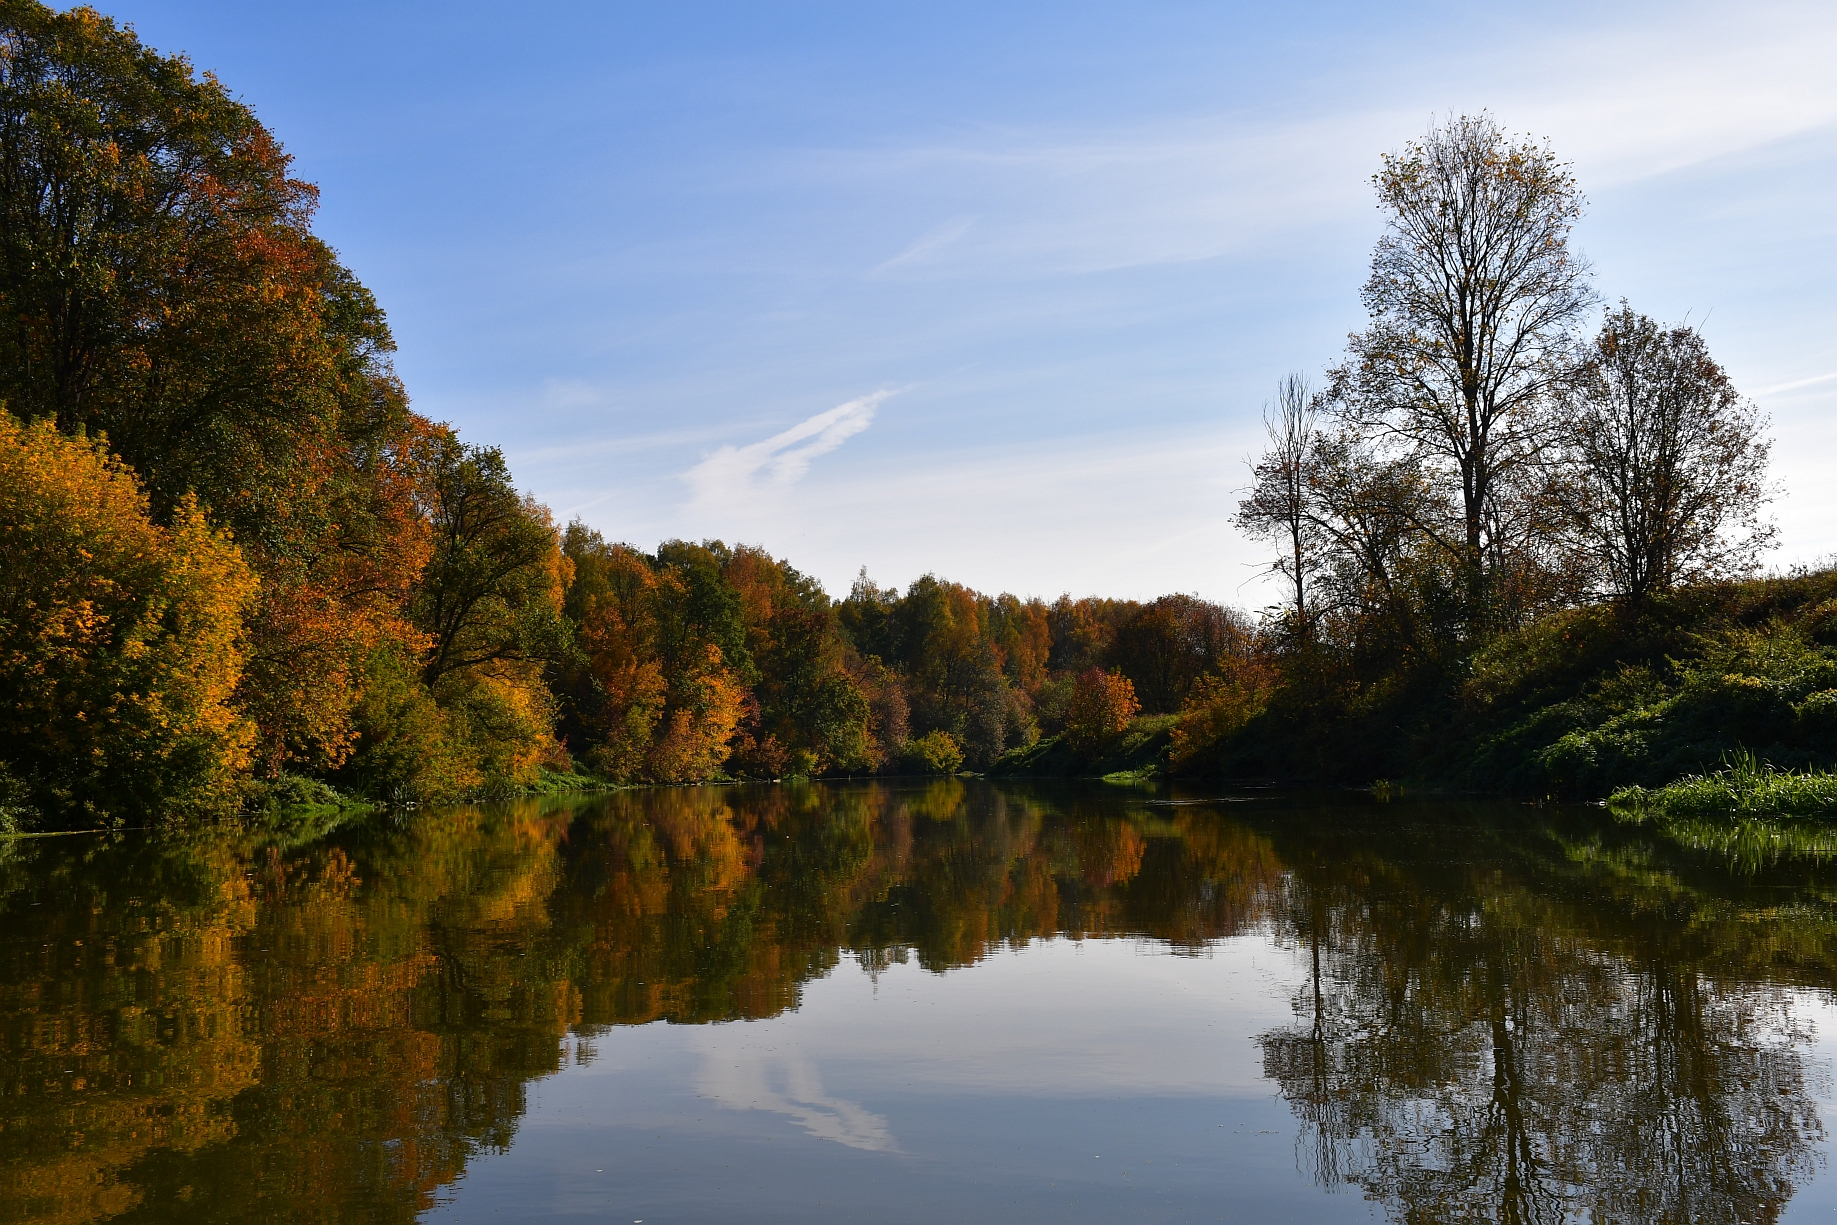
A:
[1257,810,1829,1224]
[0,784,1831,1223]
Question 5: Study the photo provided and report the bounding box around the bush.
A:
[245,772,365,818]
[339,644,477,802]
[0,417,256,824]
[903,730,964,775]
[1170,658,1278,769]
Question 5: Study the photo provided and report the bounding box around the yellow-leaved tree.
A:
[0,417,257,824]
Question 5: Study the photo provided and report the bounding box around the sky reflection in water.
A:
[5,781,1837,1223]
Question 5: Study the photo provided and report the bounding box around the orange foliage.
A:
[1064,668,1140,753]
[0,416,256,818]
[646,644,746,783]
[987,594,1051,690]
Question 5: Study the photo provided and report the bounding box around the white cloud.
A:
[1755,372,1837,398]
[683,391,890,511]
[691,1041,894,1152]
[771,2,1837,286]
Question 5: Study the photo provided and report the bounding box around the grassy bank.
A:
[990,715,1177,779]
[1610,752,1837,820]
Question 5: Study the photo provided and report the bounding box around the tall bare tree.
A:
[1331,113,1594,628]
[1238,374,1322,638]
[1553,304,1774,603]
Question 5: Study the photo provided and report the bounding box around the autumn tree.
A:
[1331,114,1594,630]
[723,545,872,774]
[0,1,447,780]
[1063,668,1140,754]
[1107,594,1247,714]
[1552,305,1774,603]
[1237,374,1324,639]
[559,525,670,780]
[0,415,255,823]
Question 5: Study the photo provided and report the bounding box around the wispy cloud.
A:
[870,216,976,275]
[1754,372,1837,397]
[684,391,891,509]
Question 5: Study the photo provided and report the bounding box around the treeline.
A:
[0,2,1262,826]
[555,538,1254,786]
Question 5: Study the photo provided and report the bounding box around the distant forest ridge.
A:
[0,2,1818,830]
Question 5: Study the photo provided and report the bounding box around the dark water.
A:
[6,782,1837,1224]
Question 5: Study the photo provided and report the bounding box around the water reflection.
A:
[1257,813,1829,1223]
[0,783,1834,1222]
[691,1037,893,1151]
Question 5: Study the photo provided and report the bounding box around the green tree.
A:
[413,439,566,687]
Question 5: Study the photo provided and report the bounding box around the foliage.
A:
[415,440,569,685]
[1550,303,1774,602]
[902,730,964,775]
[244,771,368,820]
[0,416,255,824]
[337,642,480,802]
[1107,594,1252,713]
[0,0,444,783]
[1063,668,1140,753]
[646,643,747,783]
[1169,655,1280,769]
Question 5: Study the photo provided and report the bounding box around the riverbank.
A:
[992,569,1837,815]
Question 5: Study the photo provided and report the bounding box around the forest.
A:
[1,2,1829,831]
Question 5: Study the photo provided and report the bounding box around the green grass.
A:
[515,767,615,797]
[990,714,1178,778]
[1609,750,1837,820]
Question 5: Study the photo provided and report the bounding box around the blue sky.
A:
[118,0,1837,605]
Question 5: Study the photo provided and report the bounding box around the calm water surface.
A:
[6,780,1837,1223]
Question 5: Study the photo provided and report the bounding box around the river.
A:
[4,780,1837,1223]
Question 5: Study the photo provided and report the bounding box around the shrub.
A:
[1169,657,1279,768]
[339,644,478,802]
[0,417,256,824]
[903,730,964,775]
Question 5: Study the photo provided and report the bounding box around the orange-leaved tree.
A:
[646,644,746,783]
[0,417,256,824]
[1063,668,1140,754]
